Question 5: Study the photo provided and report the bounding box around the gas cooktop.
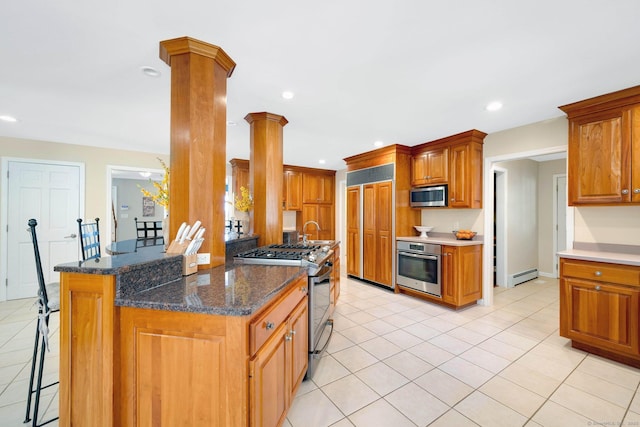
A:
[233,243,331,269]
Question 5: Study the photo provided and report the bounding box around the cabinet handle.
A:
[290,329,296,335]
[285,333,292,342]
[634,189,640,194]
[594,271,602,277]
[265,321,275,330]
[595,285,601,291]
[622,189,629,195]
[300,286,308,293]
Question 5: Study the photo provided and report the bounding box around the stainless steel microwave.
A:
[410,185,447,207]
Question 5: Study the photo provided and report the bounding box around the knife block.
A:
[182,253,198,276]
[166,239,189,255]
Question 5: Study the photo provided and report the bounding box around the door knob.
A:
[64,233,77,239]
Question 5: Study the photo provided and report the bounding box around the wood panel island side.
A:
[54,250,309,427]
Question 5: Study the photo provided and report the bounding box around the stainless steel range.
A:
[234,243,334,379]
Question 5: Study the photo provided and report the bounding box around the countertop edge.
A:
[558,249,640,267]
[396,236,483,246]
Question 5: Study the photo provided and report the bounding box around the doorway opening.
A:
[482,145,569,307]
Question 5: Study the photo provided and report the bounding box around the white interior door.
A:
[5,160,82,300]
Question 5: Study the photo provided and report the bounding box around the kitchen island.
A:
[54,249,308,426]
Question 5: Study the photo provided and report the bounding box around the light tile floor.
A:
[286,276,640,427]
[1,276,640,426]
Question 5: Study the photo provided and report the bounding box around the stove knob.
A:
[321,245,330,253]
[308,253,317,262]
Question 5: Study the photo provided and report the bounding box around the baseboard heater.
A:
[508,268,538,287]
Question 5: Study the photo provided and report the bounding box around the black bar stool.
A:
[24,219,60,426]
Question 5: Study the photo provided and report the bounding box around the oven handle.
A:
[311,319,334,359]
[398,251,439,261]
[311,265,333,283]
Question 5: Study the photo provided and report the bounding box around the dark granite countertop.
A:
[116,263,307,316]
[54,250,182,275]
[55,245,308,317]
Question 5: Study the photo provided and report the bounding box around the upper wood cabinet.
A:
[301,204,334,240]
[283,169,302,211]
[449,139,484,208]
[411,147,448,186]
[409,130,486,209]
[302,172,334,204]
[229,158,250,198]
[559,86,640,206]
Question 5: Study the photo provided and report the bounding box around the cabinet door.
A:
[302,204,334,240]
[362,184,377,282]
[232,162,250,199]
[441,246,456,304]
[632,106,640,202]
[376,181,393,286]
[411,148,448,186]
[568,109,631,204]
[333,246,341,305]
[346,187,360,277]
[449,142,482,208]
[441,245,482,306]
[560,277,639,357]
[303,173,334,204]
[284,170,302,211]
[250,322,289,427]
[289,300,308,396]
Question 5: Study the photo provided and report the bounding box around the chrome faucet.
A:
[302,220,321,245]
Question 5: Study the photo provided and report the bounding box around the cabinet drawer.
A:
[250,277,307,356]
[562,259,640,286]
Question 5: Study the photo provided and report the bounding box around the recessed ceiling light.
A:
[141,66,161,78]
[374,140,384,147]
[486,101,503,112]
[0,115,18,123]
[139,171,152,178]
[227,120,237,126]
[282,91,294,100]
[319,159,326,165]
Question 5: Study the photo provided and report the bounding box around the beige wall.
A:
[484,117,568,158]
[575,206,640,245]
[537,159,567,275]
[1,136,168,230]
[495,158,539,277]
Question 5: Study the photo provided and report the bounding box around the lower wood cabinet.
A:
[250,297,308,427]
[442,244,482,307]
[560,258,640,366]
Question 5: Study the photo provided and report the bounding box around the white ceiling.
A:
[2,1,639,171]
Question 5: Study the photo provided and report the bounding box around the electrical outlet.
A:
[196,253,210,265]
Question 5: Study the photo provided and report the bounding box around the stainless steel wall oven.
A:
[396,241,442,297]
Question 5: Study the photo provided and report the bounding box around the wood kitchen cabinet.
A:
[332,244,341,310]
[409,130,486,209]
[560,258,640,367]
[441,244,483,307]
[301,203,334,240]
[230,158,250,197]
[559,86,640,205]
[283,169,302,211]
[344,145,419,288]
[411,147,448,186]
[363,181,393,287]
[449,139,484,208]
[302,172,334,204]
[250,284,308,427]
[346,186,361,277]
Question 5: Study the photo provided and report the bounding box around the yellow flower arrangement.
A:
[139,158,169,208]
[234,186,253,212]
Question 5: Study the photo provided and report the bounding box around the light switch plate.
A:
[196,253,210,265]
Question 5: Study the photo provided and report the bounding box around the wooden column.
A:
[160,37,235,268]
[245,112,288,246]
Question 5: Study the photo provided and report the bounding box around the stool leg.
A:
[24,313,42,423]
[31,332,48,427]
